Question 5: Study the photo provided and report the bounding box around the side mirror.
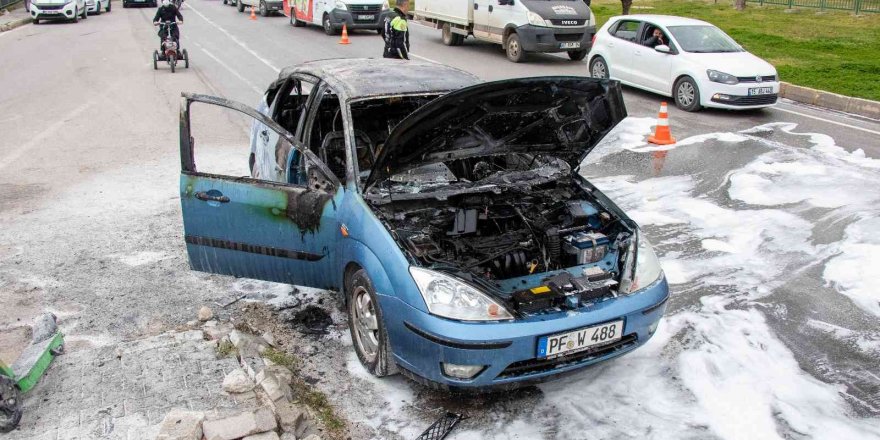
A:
[655,44,672,54]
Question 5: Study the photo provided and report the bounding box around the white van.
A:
[284,0,392,35]
[415,0,596,62]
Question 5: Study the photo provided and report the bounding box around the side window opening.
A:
[612,20,640,43]
[275,78,316,135]
[308,90,347,182]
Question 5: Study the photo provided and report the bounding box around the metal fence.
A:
[1,0,24,11]
[748,0,880,13]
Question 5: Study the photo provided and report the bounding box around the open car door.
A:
[179,93,342,290]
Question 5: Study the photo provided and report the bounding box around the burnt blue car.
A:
[178,59,669,390]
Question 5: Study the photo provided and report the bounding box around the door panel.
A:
[472,1,490,39]
[606,20,641,82]
[487,0,514,44]
[180,94,342,290]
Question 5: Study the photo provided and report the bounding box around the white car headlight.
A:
[410,267,514,321]
[381,0,389,10]
[527,11,548,27]
[620,234,663,294]
[335,0,347,10]
[707,69,739,85]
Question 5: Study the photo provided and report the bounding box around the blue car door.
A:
[179,94,343,290]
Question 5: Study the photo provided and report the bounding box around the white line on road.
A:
[193,42,263,94]
[186,3,281,74]
[771,106,880,136]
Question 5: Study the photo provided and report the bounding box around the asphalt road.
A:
[1,3,879,439]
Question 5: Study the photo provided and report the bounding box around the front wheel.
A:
[568,50,587,61]
[170,54,176,73]
[589,56,609,79]
[182,49,189,68]
[673,76,702,112]
[33,18,39,24]
[106,0,110,11]
[93,4,101,15]
[72,7,79,22]
[153,51,158,70]
[505,33,525,63]
[0,376,22,433]
[82,5,87,19]
[347,269,398,377]
[259,1,268,16]
[237,0,244,12]
[322,14,337,35]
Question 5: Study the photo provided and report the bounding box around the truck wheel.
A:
[568,50,587,61]
[589,56,609,79]
[346,268,398,378]
[0,376,22,433]
[505,32,525,63]
[322,13,338,35]
[441,23,463,46]
[237,0,244,12]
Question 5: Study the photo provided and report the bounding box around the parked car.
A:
[236,0,282,17]
[178,59,669,390]
[415,0,597,63]
[285,0,391,35]
[29,0,88,23]
[86,0,111,15]
[589,15,779,111]
[221,0,238,7]
[122,0,157,8]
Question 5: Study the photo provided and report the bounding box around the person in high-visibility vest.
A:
[382,0,410,60]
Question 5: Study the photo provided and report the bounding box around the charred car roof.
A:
[365,77,628,188]
[277,58,481,101]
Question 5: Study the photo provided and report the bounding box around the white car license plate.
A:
[537,320,623,359]
[749,87,773,96]
[560,42,581,49]
[357,14,375,20]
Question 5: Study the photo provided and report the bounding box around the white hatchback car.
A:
[589,15,779,111]
[30,0,88,23]
[87,0,111,15]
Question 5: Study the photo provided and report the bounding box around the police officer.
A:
[383,0,410,60]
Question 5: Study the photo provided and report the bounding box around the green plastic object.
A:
[10,332,64,393]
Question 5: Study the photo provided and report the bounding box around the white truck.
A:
[415,0,596,63]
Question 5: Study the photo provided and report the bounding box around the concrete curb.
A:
[0,16,31,32]
[780,82,880,120]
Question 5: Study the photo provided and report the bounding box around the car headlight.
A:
[527,11,548,27]
[620,233,663,294]
[381,0,389,10]
[334,0,347,10]
[410,267,514,321]
[707,70,739,85]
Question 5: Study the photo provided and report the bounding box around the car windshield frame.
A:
[666,25,743,53]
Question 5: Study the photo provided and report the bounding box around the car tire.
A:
[505,32,525,63]
[346,268,398,378]
[589,56,609,79]
[259,1,268,16]
[673,76,702,112]
[568,50,587,61]
[122,2,127,8]
[33,18,39,24]
[106,0,110,11]
[441,23,463,46]
[322,13,337,35]
[237,0,244,12]
[222,0,227,4]
[72,7,79,22]
[182,49,189,68]
[82,6,87,18]
[93,4,101,15]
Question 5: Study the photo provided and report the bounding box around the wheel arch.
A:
[502,24,518,47]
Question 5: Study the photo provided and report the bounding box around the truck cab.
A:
[284,0,393,35]
[416,0,596,62]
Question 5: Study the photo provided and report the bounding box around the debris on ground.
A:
[289,305,333,335]
[198,306,214,322]
[415,412,466,440]
[156,408,205,440]
[223,368,256,394]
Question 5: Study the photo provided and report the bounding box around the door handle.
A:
[488,5,493,12]
[195,192,230,203]
[474,3,479,9]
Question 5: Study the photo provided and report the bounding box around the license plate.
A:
[537,320,623,359]
[560,42,581,49]
[749,87,773,96]
[42,10,60,13]
[357,14,374,20]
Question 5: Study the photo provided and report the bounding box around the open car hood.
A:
[365,77,627,189]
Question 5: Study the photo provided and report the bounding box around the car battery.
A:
[511,285,564,314]
[563,232,609,265]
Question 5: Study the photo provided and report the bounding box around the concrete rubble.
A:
[223,368,256,394]
[156,409,206,440]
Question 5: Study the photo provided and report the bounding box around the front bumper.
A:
[381,276,669,390]
[30,2,77,19]
[703,81,780,109]
[86,0,98,11]
[330,8,391,30]
[515,24,595,53]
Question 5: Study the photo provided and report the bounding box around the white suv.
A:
[589,15,779,111]
[30,0,88,23]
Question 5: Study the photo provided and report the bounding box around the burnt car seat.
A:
[320,130,376,181]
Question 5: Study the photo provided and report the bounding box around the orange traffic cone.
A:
[250,5,257,20]
[647,102,676,145]
[339,24,350,45]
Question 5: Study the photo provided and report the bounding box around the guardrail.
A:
[747,0,879,13]
[1,0,24,10]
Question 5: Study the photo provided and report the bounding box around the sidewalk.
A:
[0,5,31,32]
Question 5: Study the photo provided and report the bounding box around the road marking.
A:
[409,53,443,64]
[772,106,880,136]
[186,3,281,73]
[193,41,263,94]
